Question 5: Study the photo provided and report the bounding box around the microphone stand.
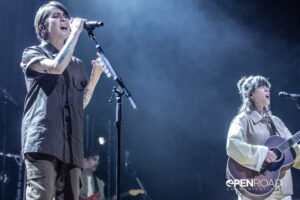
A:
[278,92,300,110]
[0,152,23,200]
[85,27,138,200]
[125,158,151,200]
[0,88,19,199]
[107,120,112,197]
[287,97,300,110]
[296,103,300,110]
[1,98,7,200]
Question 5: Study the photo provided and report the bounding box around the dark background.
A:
[1,0,300,199]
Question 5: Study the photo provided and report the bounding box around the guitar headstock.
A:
[128,189,145,196]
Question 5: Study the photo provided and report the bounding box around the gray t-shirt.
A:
[20,41,89,168]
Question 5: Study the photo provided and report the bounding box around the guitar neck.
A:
[278,130,300,152]
[105,192,129,200]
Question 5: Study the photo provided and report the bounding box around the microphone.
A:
[278,91,300,100]
[83,21,104,30]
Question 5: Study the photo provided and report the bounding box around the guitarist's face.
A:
[84,155,100,172]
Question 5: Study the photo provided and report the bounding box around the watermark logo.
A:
[226,179,281,191]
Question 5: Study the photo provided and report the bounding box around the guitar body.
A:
[81,193,100,200]
[226,135,296,200]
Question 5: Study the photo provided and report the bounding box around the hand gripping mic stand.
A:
[85,25,138,200]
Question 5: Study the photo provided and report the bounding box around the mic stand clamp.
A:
[1,88,18,107]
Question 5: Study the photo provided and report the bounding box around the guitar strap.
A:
[264,108,279,136]
[93,175,100,194]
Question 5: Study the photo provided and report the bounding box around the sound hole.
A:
[271,148,282,160]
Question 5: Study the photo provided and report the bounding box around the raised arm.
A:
[83,53,104,109]
[29,18,86,74]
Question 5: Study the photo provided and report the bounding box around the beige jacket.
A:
[226,111,300,195]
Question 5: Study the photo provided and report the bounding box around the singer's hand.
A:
[91,52,105,74]
[265,150,277,163]
[69,17,87,35]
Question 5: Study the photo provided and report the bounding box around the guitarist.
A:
[226,75,300,200]
[80,150,105,200]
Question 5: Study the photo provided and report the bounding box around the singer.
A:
[226,75,300,200]
[20,1,104,199]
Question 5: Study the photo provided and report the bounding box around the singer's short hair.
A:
[237,75,271,114]
[34,1,69,41]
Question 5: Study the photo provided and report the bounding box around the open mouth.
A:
[265,95,270,99]
[60,26,68,31]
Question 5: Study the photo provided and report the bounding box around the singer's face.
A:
[46,7,70,41]
[250,85,270,108]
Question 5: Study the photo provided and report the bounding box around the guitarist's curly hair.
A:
[237,75,271,114]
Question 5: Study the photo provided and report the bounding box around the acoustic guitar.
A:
[226,131,300,200]
[81,189,145,200]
